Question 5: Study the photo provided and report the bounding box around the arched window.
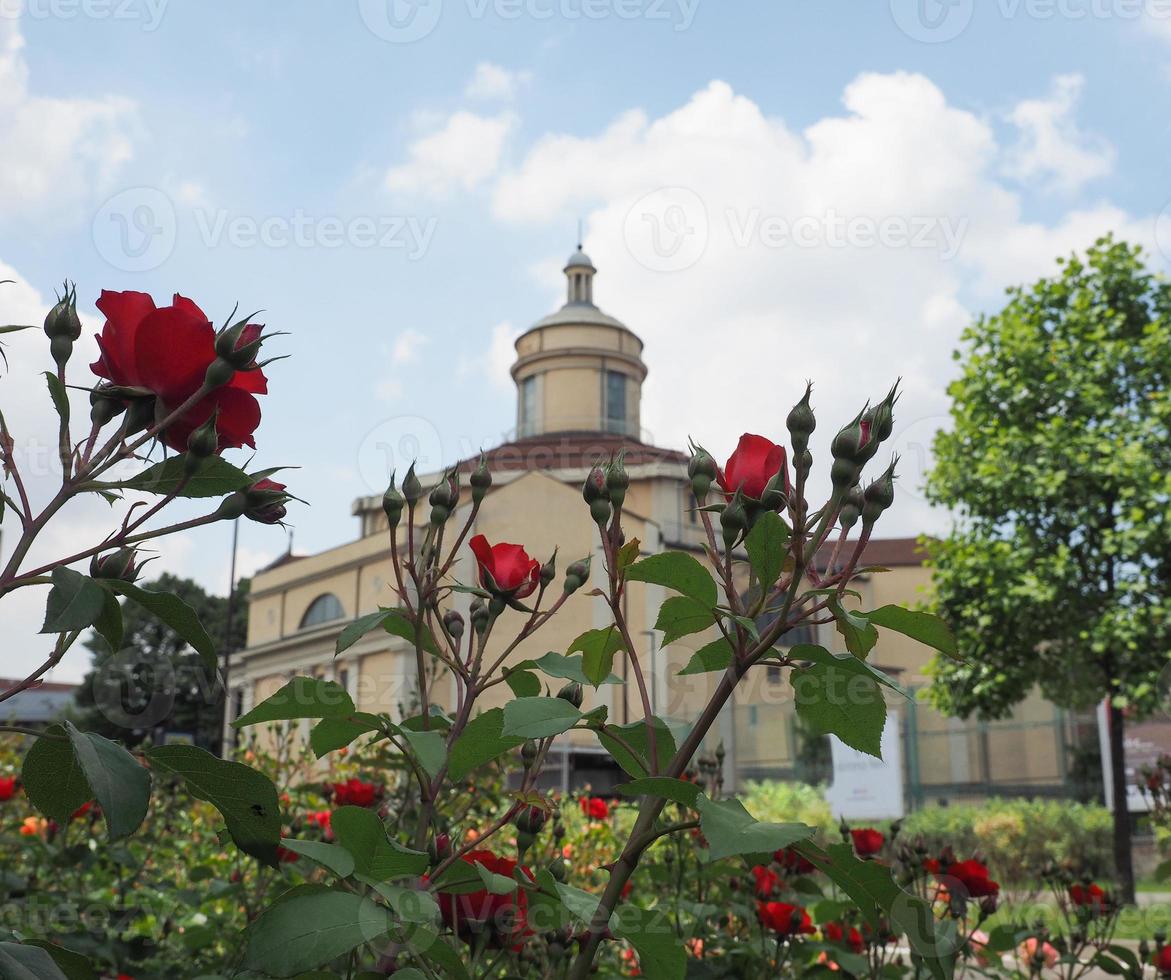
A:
[300,593,345,629]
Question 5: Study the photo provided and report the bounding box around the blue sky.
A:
[2,0,1169,678]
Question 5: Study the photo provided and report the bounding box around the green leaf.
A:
[22,942,96,980]
[655,595,716,645]
[336,609,395,655]
[20,725,91,823]
[503,667,540,697]
[524,651,622,686]
[243,888,392,977]
[234,676,356,727]
[41,567,106,634]
[63,723,150,841]
[330,806,427,880]
[554,882,617,932]
[278,839,356,878]
[309,713,383,758]
[615,904,686,980]
[401,729,446,778]
[694,795,813,861]
[0,942,70,980]
[625,551,718,606]
[868,605,959,660]
[616,777,700,807]
[502,697,582,739]
[147,744,282,865]
[92,590,123,653]
[596,718,677,778]
[43,370,70,428]
[745,510,789,591]
[570,626,625,688]
[475,862,517,895]
[111,455,253,497]
[678,638,734,675]
[795,840,952,980]
[447,708,524,780]
[789,647,889,758]
[101,581,218,671]
[381,608,442,657]
[1154,858,1171,883]
[829,597,878,658]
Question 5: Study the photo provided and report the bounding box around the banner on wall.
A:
[1096,700,1171,813]
[825,710,905,820]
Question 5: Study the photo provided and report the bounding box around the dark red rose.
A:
[306,810,332,839]
[774,846,816,875]
[331,778,379,808]
[1154,945,1171,975]
[757,901,814,936]
[244,478,289,525]
[580,796,609,820]
[71,801,96,821]
[824,921,865,954]
[717,433,789,502]
[90,290,267,451]
[469,534,540,599]
[1069,882,1108,913]
[276,842,299,863]
[0,777,16,801]
[943,860,999,898]
[751,864,780,898]
[850,828,885,857]
[437,850,534,948]
[923,857,941,874]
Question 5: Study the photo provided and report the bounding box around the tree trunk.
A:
[1108,698,1136,904]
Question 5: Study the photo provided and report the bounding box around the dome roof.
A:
[564,247,595,271]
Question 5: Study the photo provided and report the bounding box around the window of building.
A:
[520,376,537,437]
[605,370,626,434]
[300,593,345,629]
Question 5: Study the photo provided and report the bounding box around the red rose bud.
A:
[720,487,749,550]
[1154,945,1171,976]
[382,472,405,528]
[401,462,424,503]
[759,470,789,513]
[717,434,789,504]
[443,609,465,640]
[213,315,265,370]
[850,828,885,857]
[564,556,591,594]
[470,454,492,504]
[244,478,289,525]
[428,832,453,865]
[786,383,816,455]
[583,464,609,504]
[557,681,584,709]
[687,440,719,501]
[861,458,897,527]
[90,547,140,582]
[605,453,629,510]
[469,534,541,600]
[515,805,547,836]
[831,409,873,465]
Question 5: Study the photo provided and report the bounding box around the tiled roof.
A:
[456,432,688,473]
[814,536,932,571]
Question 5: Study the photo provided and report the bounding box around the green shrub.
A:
[740,780,835,834]
[900,797,1114,884]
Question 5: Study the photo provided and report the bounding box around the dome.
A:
[564,246,596,271]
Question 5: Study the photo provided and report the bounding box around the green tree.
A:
[73,573,249,749]
[925,237,1171,904]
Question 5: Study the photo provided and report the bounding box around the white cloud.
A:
[465,62,531,102]
[489,74,1154,535]
[386,111,516,198]
[459,321,520,393]
[0,13,138,214]
[390,327,428,365]
[1003,74,1114,192]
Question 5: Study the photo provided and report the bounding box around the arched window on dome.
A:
[299,593,345,629]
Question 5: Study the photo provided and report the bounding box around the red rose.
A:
[757,901,814,936]
[276,842,299,863]
[1154,945,1171,975]
[717,433,789,502]
[71,801,95,821]
[944,860,999,898]
[751,864,781,898]
[850,828,885,857]
[580,796,609,820]
[923,857,941,874]
[0,777,16,801]
[774,846,816,875]
[437,850,534,948]
[244,478,289,525]
[90,290,267,451]
[306,810,333,839]
[824,921,865,954]
[332,778,379,808]
[469,535,540,599]
[1069,882,1108,913]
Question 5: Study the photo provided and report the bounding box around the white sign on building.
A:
[825,710,905,820]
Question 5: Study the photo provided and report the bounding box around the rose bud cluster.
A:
[830,382,899,495]
[429,467,461,525]
[89,547,141,583]
[382,472,405,528]
[44,283,82,371]
[687,440,719,502]
[563,556,591,595]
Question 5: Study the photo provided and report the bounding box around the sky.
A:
[1,0,1169,680]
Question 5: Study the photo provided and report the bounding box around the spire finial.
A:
[576,218,583,251]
